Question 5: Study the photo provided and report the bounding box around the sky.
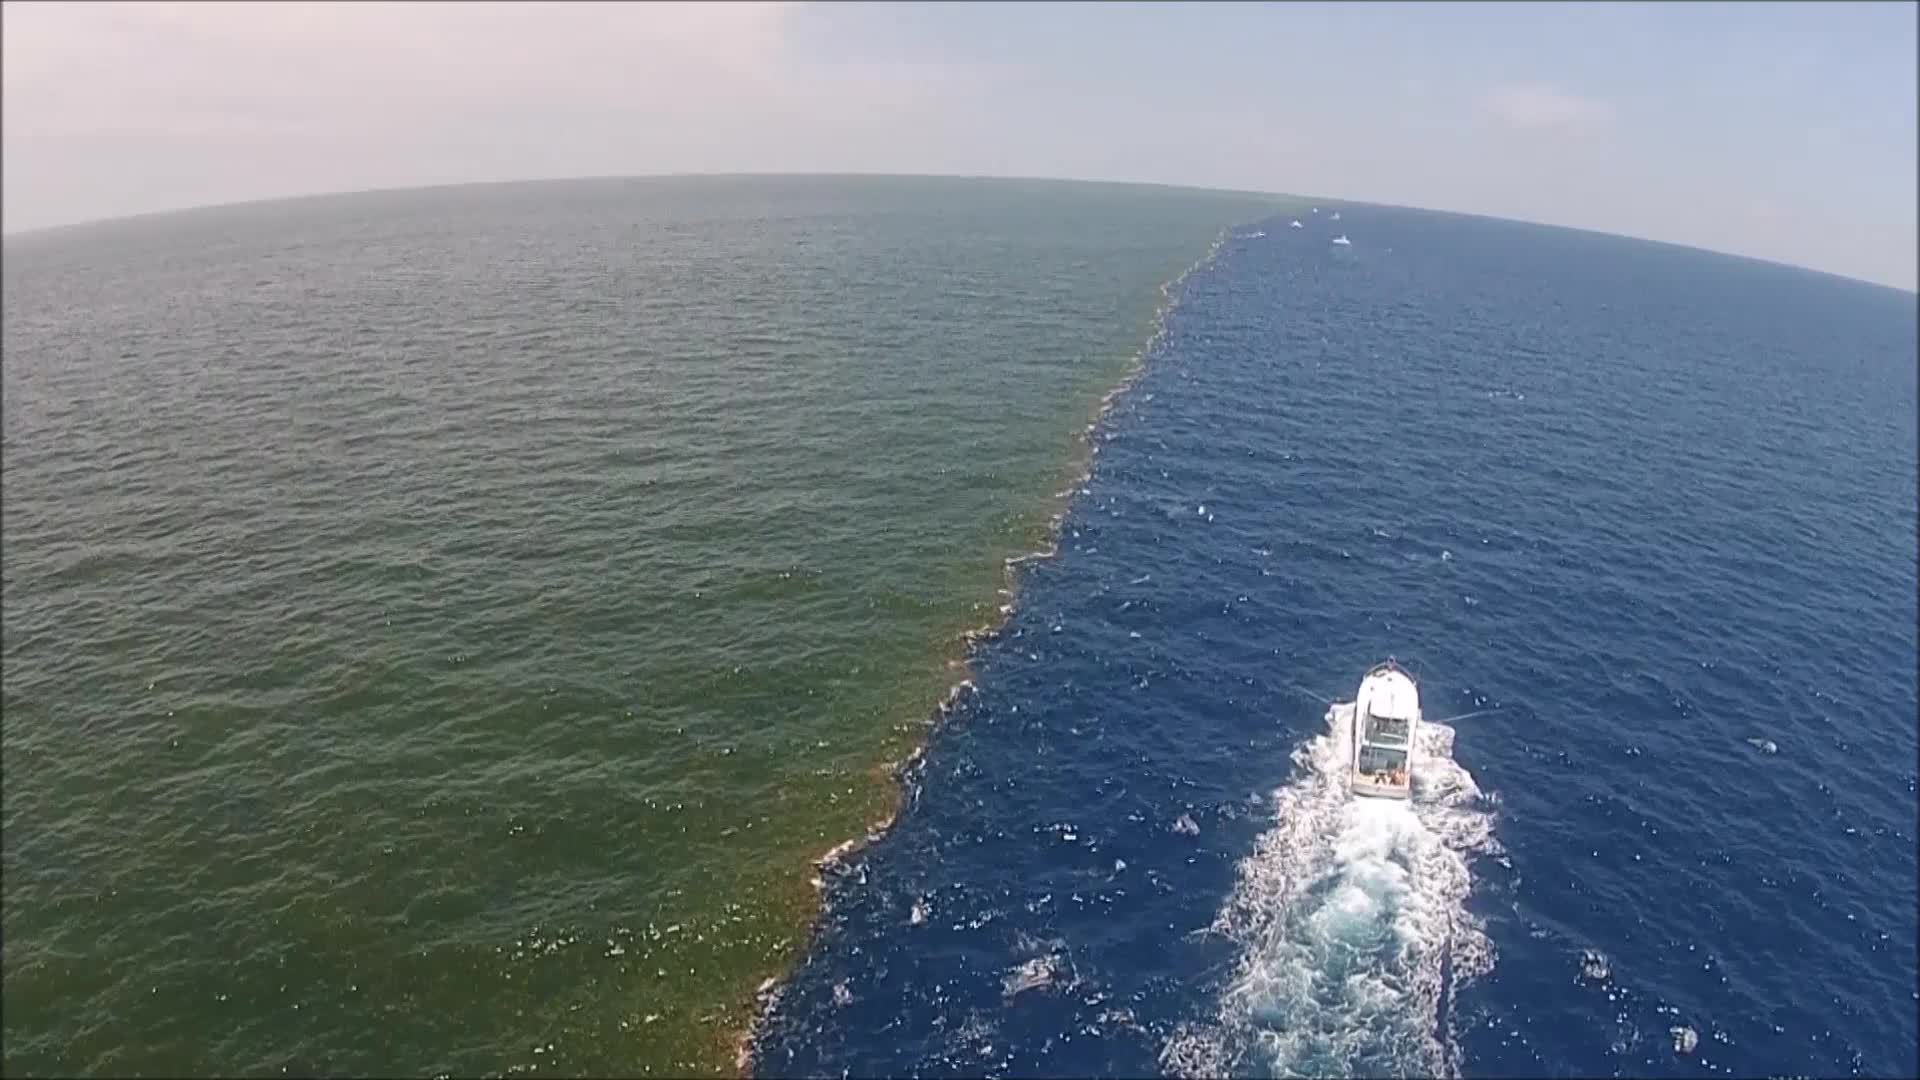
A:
[3,0,1916,290]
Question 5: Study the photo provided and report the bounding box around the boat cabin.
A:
[1350,660,1420,799]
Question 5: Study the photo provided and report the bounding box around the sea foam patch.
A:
[1162,707,1499,1079]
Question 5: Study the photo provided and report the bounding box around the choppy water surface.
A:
[1,176,1276,1076]
[752,209,1918,1078]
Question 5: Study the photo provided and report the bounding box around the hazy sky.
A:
[5,1,1915,289]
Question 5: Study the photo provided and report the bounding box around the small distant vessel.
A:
[1331,211,1342,221]
[1289,219,1304,229]
[1343,660,1419,799]
[1311,207,1319,214]
[1331,234,1351,246]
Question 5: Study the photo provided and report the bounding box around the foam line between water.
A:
[736,222,1242,1074]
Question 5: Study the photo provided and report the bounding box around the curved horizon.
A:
[7,169,1913,298]
[5,3,1914,290]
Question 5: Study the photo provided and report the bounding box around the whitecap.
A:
[1580,948,1611,982]
[1671,1024,1698,1054]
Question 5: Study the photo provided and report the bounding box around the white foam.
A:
[1580,948,1611,983]
[1670,1024,1698,1054]
[1162,706,1500,1079]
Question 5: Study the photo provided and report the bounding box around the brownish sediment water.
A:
[0,175,1279,1077]
[731,225,1249,1072]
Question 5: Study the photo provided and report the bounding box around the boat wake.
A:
[1161,707,1500,1079]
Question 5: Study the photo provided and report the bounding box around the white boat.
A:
[1343,659,1419,799]
[1289,219,1304,229]
[1331,211,1341,221]
[1331,234,1351,246]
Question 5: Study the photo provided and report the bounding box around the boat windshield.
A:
[1364,712,1410,746]
[1357,744,1408,780]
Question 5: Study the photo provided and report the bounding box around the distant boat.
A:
[1311,207,1319,214]
[1289,219,1304,229]
[1331,234,1351,246]
[1331,211,1342,221]
[1245,230,1266,239]
[1341,660,1419,800]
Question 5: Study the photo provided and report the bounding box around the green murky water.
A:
[2,175,1274,1075]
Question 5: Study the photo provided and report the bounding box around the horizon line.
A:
[4,169,1914,296]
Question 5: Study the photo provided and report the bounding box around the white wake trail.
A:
[1163,706,1500,1079]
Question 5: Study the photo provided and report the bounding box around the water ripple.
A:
[2,177,1277,1076]
[755,205,1916,1079]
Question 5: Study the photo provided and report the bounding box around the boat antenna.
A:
[1430,706,1501,725]
[1286,684,1336,706]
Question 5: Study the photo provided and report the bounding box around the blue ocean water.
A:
[751,206,1919,1078]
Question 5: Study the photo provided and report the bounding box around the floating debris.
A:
[1003,954,1063,1000]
